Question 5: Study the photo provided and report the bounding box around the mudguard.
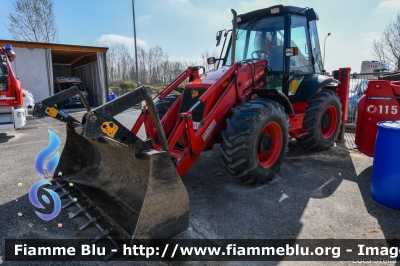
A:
[293,74,337,102]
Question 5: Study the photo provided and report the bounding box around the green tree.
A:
[119,81,137,90]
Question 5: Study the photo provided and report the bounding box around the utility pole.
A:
[132,0,141,108]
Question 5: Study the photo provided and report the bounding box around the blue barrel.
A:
[371,121,400,210]
[109,94,116,101]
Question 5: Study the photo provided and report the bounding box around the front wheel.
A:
[296,89,342,151]
[220,99,289,185]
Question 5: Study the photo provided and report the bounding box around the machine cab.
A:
[221,5,324,98]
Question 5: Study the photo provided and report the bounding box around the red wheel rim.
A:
[257,122,283,168]
[321,105,338,139]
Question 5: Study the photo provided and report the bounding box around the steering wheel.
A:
[251,50,269,59]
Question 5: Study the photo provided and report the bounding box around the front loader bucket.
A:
[54,126,189,241]
[34,86,190,243]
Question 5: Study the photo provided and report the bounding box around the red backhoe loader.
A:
[33,5,350,248]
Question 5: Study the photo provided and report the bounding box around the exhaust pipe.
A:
[231,9,237,65]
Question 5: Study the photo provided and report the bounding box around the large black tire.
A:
[220,99,289,185]
[155,95,179,119]
[296,89,342,151]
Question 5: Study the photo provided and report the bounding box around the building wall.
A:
[73,62,104,106]
[52,64,73,79]
[9,47,51,101]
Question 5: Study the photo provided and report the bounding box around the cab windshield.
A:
[225,16,285,72]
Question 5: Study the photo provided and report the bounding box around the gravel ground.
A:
[0,108,399,266]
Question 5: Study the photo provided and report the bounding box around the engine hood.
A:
[189,66,231,87]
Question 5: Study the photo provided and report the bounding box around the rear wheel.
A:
[220,99,289,185]
[296,89,341,151]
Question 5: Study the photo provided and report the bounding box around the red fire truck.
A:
[0,45,25,130]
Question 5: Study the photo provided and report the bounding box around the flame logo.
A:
[30,130,61,221]
[29,180,61,221]
[35,130,60,176]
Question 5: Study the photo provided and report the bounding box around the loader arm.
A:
[132,60,268,177]
[83,86,169,154]
[32,86,90,125]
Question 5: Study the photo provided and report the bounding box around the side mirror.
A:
[206,57,216,65]
[285,47,299,57]
[216,31,223,47]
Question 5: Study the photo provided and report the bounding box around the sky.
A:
[0,0,399,73]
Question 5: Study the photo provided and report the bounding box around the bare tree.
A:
[373,13,400,70]
[105,43,230,86]
[201,50,213,72]
[7,0,58,43]
[106,44,134,83]
[106,42,235,87]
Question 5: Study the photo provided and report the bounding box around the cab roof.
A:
[237,5,318,24]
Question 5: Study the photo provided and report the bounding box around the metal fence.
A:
[346,73,380,124]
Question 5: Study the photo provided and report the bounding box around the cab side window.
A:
[309,21,323,74]
[290,16,313,74]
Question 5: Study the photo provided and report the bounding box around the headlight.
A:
[17,112,25,118]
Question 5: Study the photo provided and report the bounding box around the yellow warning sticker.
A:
[191,90,199,98]
[101,122,119,138]
[289,80,299,94]
[45,107,58,117]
